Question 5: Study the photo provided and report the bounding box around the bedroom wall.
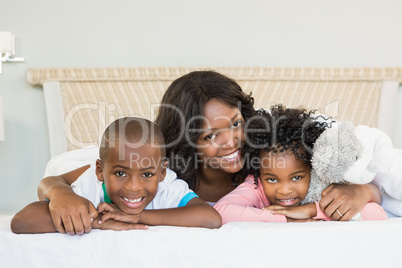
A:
[1,0,402,214]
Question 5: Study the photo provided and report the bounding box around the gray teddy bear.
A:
[302,121,377,221]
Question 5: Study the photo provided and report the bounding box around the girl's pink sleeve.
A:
[214,180,286,224]
[360,202,388,220]
[314,202,330,221]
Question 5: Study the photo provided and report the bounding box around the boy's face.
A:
[259,150,310,207]
[96,143,166,214]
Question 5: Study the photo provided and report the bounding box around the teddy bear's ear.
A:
[311,121,363,185]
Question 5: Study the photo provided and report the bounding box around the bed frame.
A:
[25,67,402,157]
[2,67,401,267]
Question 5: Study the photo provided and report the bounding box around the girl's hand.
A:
[286,218,323,222]
[49,189,98,235]
[319,183,381,221]
[97,202,142,225]
[265,203,317,219]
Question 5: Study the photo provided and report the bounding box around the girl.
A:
[214,105,387,223]
[38,72,381,234]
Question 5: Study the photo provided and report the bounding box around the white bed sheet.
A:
[1,215,402,268]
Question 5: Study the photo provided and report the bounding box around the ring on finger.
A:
[336,209,343,218]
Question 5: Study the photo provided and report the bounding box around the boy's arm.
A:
[11,201,148,234]
[37,165,98,235]
[98,197,222,229]
[38,165,90,200]
[11,201,58,234]
[140,197,222,228]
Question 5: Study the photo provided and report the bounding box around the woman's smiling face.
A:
[195,99,245,174]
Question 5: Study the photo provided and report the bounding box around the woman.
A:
[38,70,381,235]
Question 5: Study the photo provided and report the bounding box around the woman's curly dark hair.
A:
[242,104,333,185]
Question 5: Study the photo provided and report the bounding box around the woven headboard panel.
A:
[26,67,402,157]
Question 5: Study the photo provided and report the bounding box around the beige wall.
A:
[1,0,402,213]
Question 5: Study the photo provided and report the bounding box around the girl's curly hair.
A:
[242,104,333,185]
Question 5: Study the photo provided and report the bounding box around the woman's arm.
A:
[319,183,381,221]
[36,165,98,235]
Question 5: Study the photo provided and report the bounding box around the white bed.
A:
[2,67,401,268]
[1,215,402,267]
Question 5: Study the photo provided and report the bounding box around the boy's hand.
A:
[97,202,142,225]
[93,214,148,231]
[49,189,98,235]
[265,203,317,220]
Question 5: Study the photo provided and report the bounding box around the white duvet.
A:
[1,215,402,268]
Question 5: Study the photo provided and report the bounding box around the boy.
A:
[11,117,222,234]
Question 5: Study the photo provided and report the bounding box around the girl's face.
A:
[195,99,245,174]
[259,150,311,207]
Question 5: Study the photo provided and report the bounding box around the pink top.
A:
[214,176,388,224]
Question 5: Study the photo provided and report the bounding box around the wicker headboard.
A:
[26,67,402,157]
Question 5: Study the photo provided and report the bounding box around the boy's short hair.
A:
[99,117,166,162]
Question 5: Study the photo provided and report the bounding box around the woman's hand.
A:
[319,183,381,221]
